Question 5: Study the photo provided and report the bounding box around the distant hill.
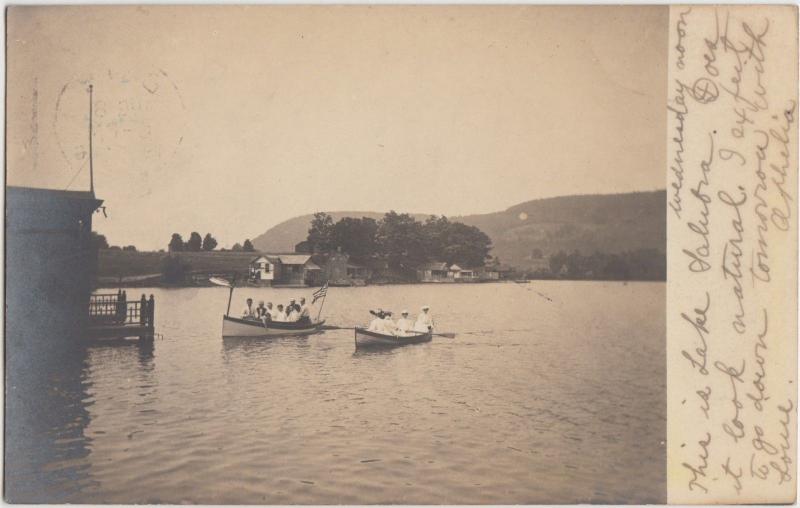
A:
[251,191,666,269]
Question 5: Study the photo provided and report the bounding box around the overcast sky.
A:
[7,5,667,250]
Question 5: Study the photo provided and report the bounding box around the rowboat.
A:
[354,327,432,348]
[222,315,325,337]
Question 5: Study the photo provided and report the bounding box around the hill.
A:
[251,191,666,269]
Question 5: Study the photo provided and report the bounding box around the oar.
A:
[321,324,354,330]
[321,324,456,338]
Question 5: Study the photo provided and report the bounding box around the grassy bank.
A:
[98,250,255,282]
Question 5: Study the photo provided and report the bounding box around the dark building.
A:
[4,186,104,502]
[5,186,104,336]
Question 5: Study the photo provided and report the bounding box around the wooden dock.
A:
[87,291,155,340]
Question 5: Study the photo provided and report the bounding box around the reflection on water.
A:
[5,282,665,504]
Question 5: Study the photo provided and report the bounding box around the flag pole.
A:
[315,282,328,322]
[88,84,94,195]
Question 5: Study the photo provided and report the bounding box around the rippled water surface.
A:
[15,282,665,503]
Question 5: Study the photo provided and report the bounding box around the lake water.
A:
[11,282,665,504]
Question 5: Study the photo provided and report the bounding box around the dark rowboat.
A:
[354,327,432,348]
[222,315,325,337]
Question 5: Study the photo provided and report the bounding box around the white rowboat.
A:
[222,315,325,337]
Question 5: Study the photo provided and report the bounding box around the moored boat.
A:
[222,315,325,337]
[354,327,432,348]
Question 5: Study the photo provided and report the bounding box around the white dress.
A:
[414,312,434,332]
[382,318,397,335]
[396,318,413,334]
[368,317,385,333]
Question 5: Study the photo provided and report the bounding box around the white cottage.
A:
[249,255,281,283]
[448,264,479,281]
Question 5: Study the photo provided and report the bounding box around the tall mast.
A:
[88,84,94,194]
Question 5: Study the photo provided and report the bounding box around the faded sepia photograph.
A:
[6,4,671,504]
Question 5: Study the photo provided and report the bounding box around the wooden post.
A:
[140,294,147,325]
[148,294,155,328]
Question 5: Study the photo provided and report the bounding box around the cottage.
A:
[480,263,514,281]
[249,255,281,284]
[448,264,479,281]
[275,254,321,286]
[417,261,452,282]
[308,251,372,286]
[249,254,321,286]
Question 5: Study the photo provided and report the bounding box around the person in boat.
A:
[259,302,273,324]
[368,309,387,333]
[274,304,286,322]
[286,300,300,322]
[396,310,414,335]
[265,302,278,321]
[256,300,267,319]
[297,297,311,323]
[382,311,397,335]
[414,305,434,332]
[241,298,258,320]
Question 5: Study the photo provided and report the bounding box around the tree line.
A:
[543,248,665,281]
[297,212,493,275]
[166,233,255,252]
[168,232,217,252]
[91,231,257,253]
[90,232,137,251]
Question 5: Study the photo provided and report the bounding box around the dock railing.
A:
[89,291,155,329]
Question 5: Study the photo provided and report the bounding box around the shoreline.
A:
[95,278,666,289]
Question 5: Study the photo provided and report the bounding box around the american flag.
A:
[312,282,328,304]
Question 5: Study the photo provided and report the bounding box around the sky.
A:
[7,5,667,251]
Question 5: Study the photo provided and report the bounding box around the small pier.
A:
[88,291,155,340]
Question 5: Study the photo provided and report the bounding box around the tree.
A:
[421,216,449,261]
[330,217,379,260]
[186,232,203,252]
[242,239,255,252]
[90,232,109,250]
[168,233,184,252]
[421,216,492,266]
[295,240,313,254]
[122,245,137,252]
[202,233,218,251]
[307,212,334,253]
[441,222,492,267]
[232,242,243,252]
[376,211,426,274]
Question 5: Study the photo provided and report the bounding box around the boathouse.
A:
[417,261,451,282]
